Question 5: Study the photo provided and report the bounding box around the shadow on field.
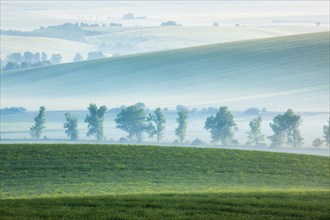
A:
[1,192,330,220]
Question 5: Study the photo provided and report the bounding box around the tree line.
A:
[1,51,108,72]
[1,51,62,71]
[29,104,330,147]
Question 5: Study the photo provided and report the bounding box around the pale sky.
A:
[1,1,329,30]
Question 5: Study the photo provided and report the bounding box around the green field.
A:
[0,144,329,219]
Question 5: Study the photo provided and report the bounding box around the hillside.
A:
[1,143,330,219]
[0,144,329,219]
[1,32,329,111]
[87,26,329,54]
[1,144,329,199]
[2,26,327,60]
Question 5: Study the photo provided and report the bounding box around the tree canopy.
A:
[175,108,189,143]
[269,109,303,147]
[323,119,330,146]
[246,116,265,147]
[30,106,46,139]
[64,112,79,140]
[85,104,107,141]
[115,104,147,142]
[204,106,237,145]
[147,108,166,143]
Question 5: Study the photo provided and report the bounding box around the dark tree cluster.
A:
[2,51,61,71]
[87,51,106,60]
[161,21,181,26]
[0,107,26,114]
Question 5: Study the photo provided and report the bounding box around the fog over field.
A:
[0,1,329,152]
[1,2,330,220]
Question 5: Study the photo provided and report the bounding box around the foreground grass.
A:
[1,192,330,220]
[1,144,329,198]
[0,144,329,219]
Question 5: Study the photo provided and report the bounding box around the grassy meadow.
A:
[0,144,329,219]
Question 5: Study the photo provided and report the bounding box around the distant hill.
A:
[87,26,329,55]
[1,32,329,111]
[1,25,327,60]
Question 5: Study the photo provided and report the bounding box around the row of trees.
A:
[2,51,107,71]
[2,52,62,71]
[30,104,330,147]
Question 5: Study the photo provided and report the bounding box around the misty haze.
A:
[0,1,329,219]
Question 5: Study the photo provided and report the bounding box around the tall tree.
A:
[269,109,303,147]
[323,119,330,146]
[204,106,237,145]
[30,106,46,139]
[85,104,107,141]
[175,108,188,143]
[64,112,79,140]
[147,108,166,143]
[115,104,146,142]
[246,116,265,147]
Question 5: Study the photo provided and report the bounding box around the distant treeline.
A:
[26,104,330,148]
[1,51,61,71]
[1,51,106,72]
[0,107,26,114]
[0,22,122,42]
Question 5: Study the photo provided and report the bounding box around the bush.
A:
[119,137,128,143]
[191,138,204,146]
[312,138,323,147]
[161,21,180,26]
[172,140,179,144]
[243,107,261,115]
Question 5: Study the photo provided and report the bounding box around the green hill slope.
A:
[1,144,329,199]
[1,144,329,219]
[1,32,329,110]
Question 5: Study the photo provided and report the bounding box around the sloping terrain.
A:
[0,144,329,219]
[1,144,329,199]
[1,26,327,60]
[87,26,329,54]
[1,32,329,110]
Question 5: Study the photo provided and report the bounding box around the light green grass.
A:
[1,144,329,199]
[0,143,330,219]
[0,144,329,219]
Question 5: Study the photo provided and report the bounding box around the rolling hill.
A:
[1,26,327,61]
[1,32,329,111]
[86,26,329,55]
[0,144,329,219]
